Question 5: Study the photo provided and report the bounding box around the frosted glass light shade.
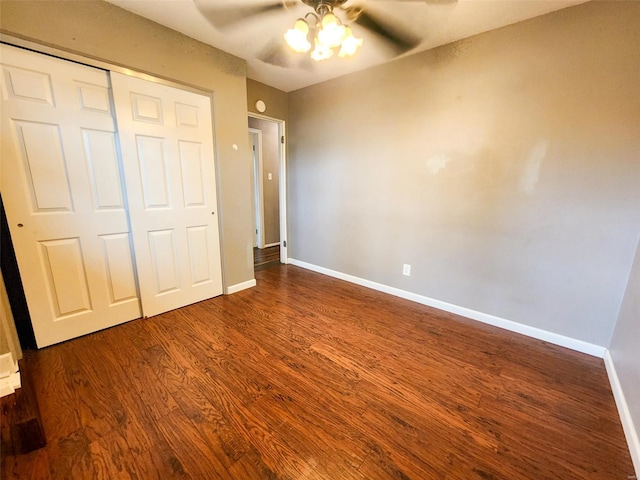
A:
[338,26,363,57]
[317,13,346,49]
[310,39,333,61]
[285,19,311,53]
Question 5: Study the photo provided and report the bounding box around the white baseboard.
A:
[225,279,256,295]
[263,242,280,248]
[0,353,20,398]
[0,372,21,398]
[604,350,640,476]
[287,258,606,358]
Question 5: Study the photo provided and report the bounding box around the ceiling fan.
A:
[194,0,456,67]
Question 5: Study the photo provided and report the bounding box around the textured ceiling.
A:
[106,0,587,92]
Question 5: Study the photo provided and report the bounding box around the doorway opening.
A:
[253,245,281,271]
[248,113,287,272]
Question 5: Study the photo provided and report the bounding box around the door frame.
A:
[247,113,288,264]
[248,128,265,249]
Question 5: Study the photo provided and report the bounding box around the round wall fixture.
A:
[255,100,266,113]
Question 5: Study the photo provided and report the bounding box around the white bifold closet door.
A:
[0,45,223,347]
[110,73,223,318]
[0,45,141,347]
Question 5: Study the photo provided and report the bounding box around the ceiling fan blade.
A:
[346,7,421,55]
[258,40,317,71]
[257,39,294,68]
[194,0,297,30]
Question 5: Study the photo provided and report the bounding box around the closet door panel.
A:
[0,45,141,347]
[111,72,223,317]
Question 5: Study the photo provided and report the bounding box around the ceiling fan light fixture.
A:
[310,38,334,61]
[285,0,361,61]
[284,18,311,53]
[338,26,363,57]
[318,13,346,49]
[318,13,345,48]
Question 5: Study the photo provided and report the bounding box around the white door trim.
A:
[248,113,288,264]
[249,128,265,249]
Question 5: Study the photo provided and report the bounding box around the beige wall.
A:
[288,1,640,346]
[249,118,281,246]
[0,0,254,288]
[247,79,288,122]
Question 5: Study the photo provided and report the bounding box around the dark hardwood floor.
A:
[1,265,634,479]
[254,245,281,271]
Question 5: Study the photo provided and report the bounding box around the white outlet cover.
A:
[403,264,411,276]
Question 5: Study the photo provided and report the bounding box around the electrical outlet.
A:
[402,264,411,276]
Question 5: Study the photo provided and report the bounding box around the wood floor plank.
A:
[25,348,81,443]
[221,396,314,477]
[226,450,280,480]
[62,340,127,443]
[155,410,232,479]
[47,429,96,479]
[88,429,143,480]
[1,394,17,462]
[487,376,625,445]
[479,392,630,479]
[97,326,180,421]
[1,265,634,479]
[131,444,191,480]
[257,394,371,470]
[0,424,50,480]
[358,439,443,480]
[254,246,281,271]
[185,415,252,471]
